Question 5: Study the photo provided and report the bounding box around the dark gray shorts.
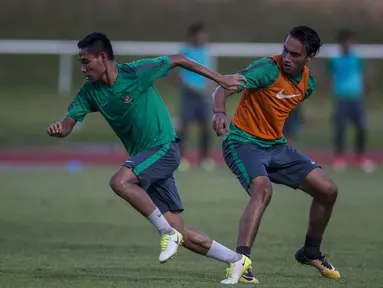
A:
[180,86,210,123]
[222,138,319,192]
[334,100,366,128]
[123,141,183,213]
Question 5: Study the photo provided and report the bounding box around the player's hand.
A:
[218,74,246,92]
[47,121,64,137]
[212,112,229,136]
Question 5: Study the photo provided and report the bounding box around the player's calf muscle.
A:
[237,177,272,247]
[163,212,211,254]
[183,227,212,250]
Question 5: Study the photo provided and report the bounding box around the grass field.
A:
[1,166,383,287]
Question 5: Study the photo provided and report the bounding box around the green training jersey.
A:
[67,56,176,156]
[226,57,317,148]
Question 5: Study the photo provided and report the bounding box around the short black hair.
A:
[187,22,206,37]
[77,32,115,60]
[337,29,354,43]
[289,26,322,56]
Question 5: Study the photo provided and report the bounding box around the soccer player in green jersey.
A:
[47,32,251,284]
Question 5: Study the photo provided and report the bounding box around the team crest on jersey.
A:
[121,94,132,103]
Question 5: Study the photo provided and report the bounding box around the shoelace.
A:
[318,254,333,270]
[225,265,233,278]
[160,234,170,251]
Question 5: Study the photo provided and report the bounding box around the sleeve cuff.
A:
[66,112,84,123]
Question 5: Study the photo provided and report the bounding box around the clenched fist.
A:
[47,121,64,137]
[212,113,229,136]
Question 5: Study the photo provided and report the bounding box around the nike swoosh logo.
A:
[173,234,179,245]
[242,257,246,266]
[276,89,301,99]
[101,101,109,107]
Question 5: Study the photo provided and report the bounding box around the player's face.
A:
[340,39,353,53]
[282,35,314,76]
[191,31,208,46]
[78,49,106,81]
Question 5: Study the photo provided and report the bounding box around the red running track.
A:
[0,146,382,166]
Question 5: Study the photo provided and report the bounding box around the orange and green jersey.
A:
[226,55,316,148]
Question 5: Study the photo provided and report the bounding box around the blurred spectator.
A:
[327,29,376,172]
[177,22,215,172]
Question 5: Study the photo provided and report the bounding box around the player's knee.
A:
[325,182,338,204]
[109,171,136,196]
[319,180,338,204]
[109,176,125,195]
[249,176,272,204]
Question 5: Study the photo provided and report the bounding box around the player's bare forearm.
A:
[47,116,77,138]
[169,55,223,84]
[168,55,245,92]
[212,86,232,136]
[212,86,233,114]
[61,116,77,136]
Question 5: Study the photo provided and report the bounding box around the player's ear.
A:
[307,53,316,63]
[100,52,108,61]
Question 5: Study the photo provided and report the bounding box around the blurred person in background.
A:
[283,104,306,145]
[328,29,376,172]
[177,22,215,172]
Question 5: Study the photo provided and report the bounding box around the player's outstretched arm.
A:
[168,55,246,92]
[47,116,77,138]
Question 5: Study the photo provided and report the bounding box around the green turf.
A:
[1,167,382,287]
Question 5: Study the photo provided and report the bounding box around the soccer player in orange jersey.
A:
[212,26,340,282]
